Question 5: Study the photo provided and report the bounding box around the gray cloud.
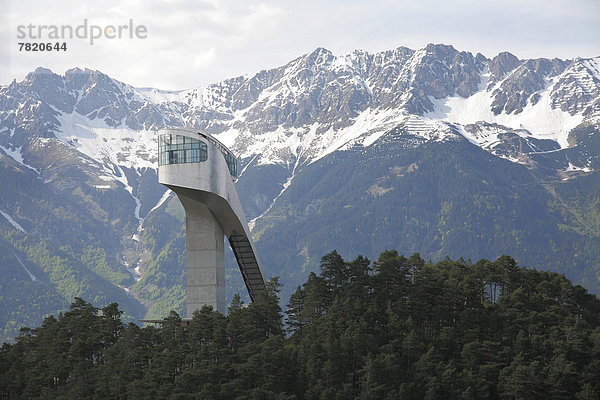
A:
[2,0,598,89]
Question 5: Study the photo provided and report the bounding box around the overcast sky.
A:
[1,0,599,90]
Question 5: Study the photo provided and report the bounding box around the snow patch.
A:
[0,144,40,173]
[455,123,528,150]
[426,72,584,149]
[133,189,172,238]
[321,107,407,156]
[248,174,295,231]
[149,189,172,213]
[230,107,413,169]
[55,112,158,172]
[0,210,26,233]
[135,87,186,104]
[14,254,37,282]
[565,163,592,173]
[582,57,600,82]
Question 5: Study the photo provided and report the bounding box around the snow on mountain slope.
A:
[135,87,186,104]
[55,112,157,173]
[0,142,41,173]
[220,107,416,167]
[0,210,27,233]
[1,44,598,184]
[53,112,159,227]
[178,51,595,170]
[582,58,600,82]
[426,70,584,148]
[456,123,529,152]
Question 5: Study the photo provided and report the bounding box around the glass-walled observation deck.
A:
[158,132,238,178]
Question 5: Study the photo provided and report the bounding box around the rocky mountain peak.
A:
[488,52,520,82]
[302,47,335,66]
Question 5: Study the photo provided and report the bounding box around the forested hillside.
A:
[2,251,599,399]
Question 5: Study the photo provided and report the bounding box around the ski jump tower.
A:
[158,128,265,315]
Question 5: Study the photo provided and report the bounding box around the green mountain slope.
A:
[0,151,148,342]
[249,134,600,301]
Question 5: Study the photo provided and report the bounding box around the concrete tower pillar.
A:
[180,196,225,315]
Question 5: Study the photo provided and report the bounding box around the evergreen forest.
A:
[1,251,600,399]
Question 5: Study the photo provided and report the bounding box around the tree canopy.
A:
[2,251,600,399]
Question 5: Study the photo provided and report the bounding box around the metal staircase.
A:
[229,234,266,301]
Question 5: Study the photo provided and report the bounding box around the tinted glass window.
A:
[158,132,238,178]
[158,134,207,166]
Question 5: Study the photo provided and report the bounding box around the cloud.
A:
[1,0,599,89]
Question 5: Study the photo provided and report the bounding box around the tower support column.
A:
[180,196,225,315]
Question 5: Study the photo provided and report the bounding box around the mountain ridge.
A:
[2,44,598,176]
[0,42,599,342]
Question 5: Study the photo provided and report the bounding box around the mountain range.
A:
[0,43,599,342]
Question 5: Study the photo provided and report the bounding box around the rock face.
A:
[491,58,568,115]
[182,43,486,132]
[0,43,599,342]
[551,59,600,116]
[488,52,521,83]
